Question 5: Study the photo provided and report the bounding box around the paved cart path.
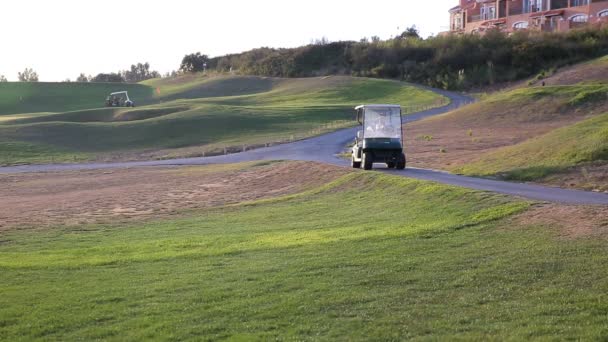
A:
[2,87,608,205]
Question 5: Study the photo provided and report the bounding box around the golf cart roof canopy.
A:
[110,91,129,96]
[355,104,401,110]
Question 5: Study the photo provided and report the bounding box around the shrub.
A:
[190,26,608,90]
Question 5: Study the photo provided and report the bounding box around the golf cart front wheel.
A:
[351,156,361,169]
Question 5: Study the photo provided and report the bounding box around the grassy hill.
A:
[455,112,608,190]
[529,55,608,87]
[405,76,608,190]
[0,76,446,165]
[141,74,280,100]
[0,82,154,115]
[449,83,608,190]
[2,164,608,340]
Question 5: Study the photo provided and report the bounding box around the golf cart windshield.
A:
[364,107,401,140]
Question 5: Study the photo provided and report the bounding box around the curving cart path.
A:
[2,86,607,205]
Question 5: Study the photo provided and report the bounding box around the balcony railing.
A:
[509,8,524,16]
[571,0,590,6]
[470,13,497,22]
[470,14,483,22]
[508,0,598,16]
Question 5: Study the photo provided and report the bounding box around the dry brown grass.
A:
[404,95,607,171]
[513,203,608,239]
[0,161,349,231]
[537,56,608,86]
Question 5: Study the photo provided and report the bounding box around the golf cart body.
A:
[105,91,134,107]
[351,104,406,170]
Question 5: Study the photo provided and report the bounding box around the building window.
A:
[481,5,496,20]
[570,14,588,22]
[513,21,529,29]
[571,0,589,6]
[526,0,547,13]
[599,10,608,17]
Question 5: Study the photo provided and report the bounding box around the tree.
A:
[399,26,420,40]
[17,68,39,82]
[162,70,178,78]
[76,73,90,82]
[180,52,209,73]
[123,62,160,82]
[0,75,7,82]
[91,73,125,83]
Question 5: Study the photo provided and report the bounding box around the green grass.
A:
[2,170,608,340]
[0,76,446,165]
[455,111,608,181]
[0,82,154,115]
[0,141,89,165]
[482,83,608,113]
[420,83,608,183]
[141,74,279,100]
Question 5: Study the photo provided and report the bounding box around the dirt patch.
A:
[513,203,608,239]
[0,161,349,231]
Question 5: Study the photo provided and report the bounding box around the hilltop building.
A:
[449,0,608,34]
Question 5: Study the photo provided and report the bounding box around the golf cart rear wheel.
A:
[387,162,396,169]
[362,152,373,170]
[351,156,361,169]
[396,154,406,170]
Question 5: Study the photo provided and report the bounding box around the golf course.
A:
[1,65,608,340]
[0,75,445,165]
[5,0,608,339]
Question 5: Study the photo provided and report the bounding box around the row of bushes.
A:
[203,25,608,90]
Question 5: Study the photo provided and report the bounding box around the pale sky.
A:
[1,0,454,81]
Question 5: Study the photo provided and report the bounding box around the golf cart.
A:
[105,91,135,107]
[351,104,406,170]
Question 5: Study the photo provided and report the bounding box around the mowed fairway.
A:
[0,75,445,165]
[0,82,154,115]
[1,163,608,340]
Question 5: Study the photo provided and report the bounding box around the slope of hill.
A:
[0,82,154,115]
[531,55,608,86]
[405,53,608,191]
[455,112,608,191]
[141,74,280,100]
[406,84,608,166]
[0,76,446,165]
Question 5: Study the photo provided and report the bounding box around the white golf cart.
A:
[105,91,135,107]
[351,104,406,170]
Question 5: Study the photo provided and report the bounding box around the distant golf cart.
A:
[351,104,406,170]
[105,91,135,107]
